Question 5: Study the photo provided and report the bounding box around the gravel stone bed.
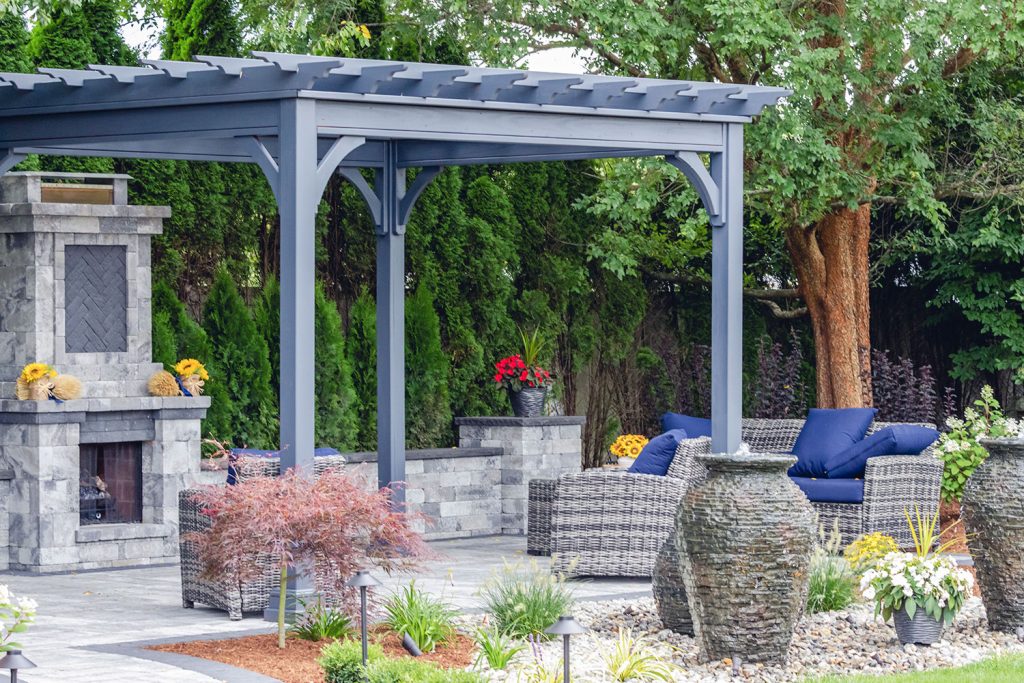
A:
[464,597,1024,681]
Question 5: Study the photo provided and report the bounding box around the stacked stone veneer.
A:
[268,418,584,541]
[0,173,210,572]
[456,417,584,535]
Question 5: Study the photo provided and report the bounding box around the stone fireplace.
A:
[0,172,209,572]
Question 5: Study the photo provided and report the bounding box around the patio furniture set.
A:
[529,415,942,577]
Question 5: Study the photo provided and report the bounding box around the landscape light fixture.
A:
[0,649,36,683]
[544,615,588,683]
[345,570,381,666]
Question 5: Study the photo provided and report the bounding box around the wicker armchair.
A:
[531,419,940,578]
[179,454,346,620]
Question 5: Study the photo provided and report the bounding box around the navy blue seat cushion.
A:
[227,447,342,484]
[629,429,687,476]
[790,476,865,504]
[660,412,712,438]
[825,424,939,479]
[788,408,877,478]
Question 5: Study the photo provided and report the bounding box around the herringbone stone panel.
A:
[65,245,128,353]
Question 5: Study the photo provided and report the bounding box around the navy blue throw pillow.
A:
[660,412,712,438]
[629,429,687,476]
[825,424,939,479]
[788,408,877,478]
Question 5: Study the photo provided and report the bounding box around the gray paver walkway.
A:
[1,535,650,682]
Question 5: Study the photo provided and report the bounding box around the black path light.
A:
[346,570,381,666]
[545,615,588,683]
[0,649,36,683]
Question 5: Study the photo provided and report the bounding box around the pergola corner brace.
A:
[667,151,724,227]
[0,150,26,176]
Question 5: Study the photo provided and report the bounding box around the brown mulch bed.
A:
[149,627,475,683]
[939,499,982,597]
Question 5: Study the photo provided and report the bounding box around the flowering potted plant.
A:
[174,358,209,396]
[609,434,649,467]
[859,508,973,645]
[493,328,553,418]
[15,362,56,401]
[0,584,38,652]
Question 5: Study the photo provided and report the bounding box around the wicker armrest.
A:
[863,453,943,547]
[550,470,687,577]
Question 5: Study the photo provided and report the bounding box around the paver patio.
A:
[0,536,649,683]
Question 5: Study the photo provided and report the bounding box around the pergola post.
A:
[375,142,406,500]
[710,123,744,454]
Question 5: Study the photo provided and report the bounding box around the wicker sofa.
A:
[179,453,347,619]
[530,418,941,578]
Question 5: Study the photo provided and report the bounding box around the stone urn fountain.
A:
[962,437,1024,632]
[652,533,693,635]
[676,452,815,663]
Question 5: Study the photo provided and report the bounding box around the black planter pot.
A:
[508,387,546,418]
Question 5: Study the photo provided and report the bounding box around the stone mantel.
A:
[0,396,211,422]
[454,416,586,427]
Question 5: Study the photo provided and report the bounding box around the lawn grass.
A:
[806,654,1024,682]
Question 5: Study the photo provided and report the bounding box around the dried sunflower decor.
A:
[174,358,209,397]
[15,362,81,401]
[148,370,181,397]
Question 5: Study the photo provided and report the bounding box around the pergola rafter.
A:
[0,51,788,611]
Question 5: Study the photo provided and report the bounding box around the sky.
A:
[120,21,589,73]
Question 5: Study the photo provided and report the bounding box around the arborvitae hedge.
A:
[405,279,451,449]
[314,284,360,450]
[202,268,277,448]
[0,13,31,72]
[347,288,377,450]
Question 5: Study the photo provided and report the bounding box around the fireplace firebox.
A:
[79,443,143,525]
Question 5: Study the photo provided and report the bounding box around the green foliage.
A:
[0,11,31,72]
[314,283,360,450]
[319,632,486,683]
[382,583,457,653]
[406,279,452,449]
[319,639,382,683]
[806,522,857,615]
[346,287,377,450]
[473,626,524,671]
[937,386,1013,502]
[151,309,178,370]
[479,561,575,639]
[601,628,676,682]
[202,267,277,447]
[289,599,354,642]
[163,0,242,60]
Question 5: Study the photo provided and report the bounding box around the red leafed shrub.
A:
[186,469,430,646]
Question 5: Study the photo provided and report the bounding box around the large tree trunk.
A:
[785,203,873,408]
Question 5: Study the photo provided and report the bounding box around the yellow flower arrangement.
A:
[610,434,649,459]
[844,532,900,574]
[19,362,56,384]
[174,358,209,381]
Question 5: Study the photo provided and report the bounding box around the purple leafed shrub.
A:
[677,344,712,418]
[871,349,953,425]
[753,329,809,419]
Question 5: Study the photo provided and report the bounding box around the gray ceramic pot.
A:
[962,437,1024,632]
[508,387,546,418]
[676,452,815,664]
[893,605,943,645]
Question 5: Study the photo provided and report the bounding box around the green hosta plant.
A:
[0,585,37,652]
[937,385,1017,502]
[473,625,524,670]
[601,628,676,682]
[383,582,457,653]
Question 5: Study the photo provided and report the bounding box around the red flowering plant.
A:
[493,354,553,390]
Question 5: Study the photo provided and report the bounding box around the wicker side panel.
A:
[550,471,685,578]
[741,418,805,453]
[233,455,348,482]
[863,454,942,547]
[527,479,556,556]
[810,501,863,546]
